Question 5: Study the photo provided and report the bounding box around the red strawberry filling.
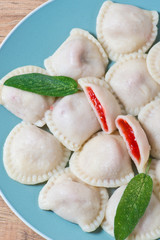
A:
[117,118,140,163]
[86,86,108,132]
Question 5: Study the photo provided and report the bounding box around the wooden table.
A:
[0,2,48,239]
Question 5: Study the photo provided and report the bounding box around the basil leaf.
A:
[4,73,79,97]
[114,173,153,240]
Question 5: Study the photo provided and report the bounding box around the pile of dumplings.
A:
[1,1,160,239]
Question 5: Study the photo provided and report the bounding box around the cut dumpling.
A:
[105,53,160,116]
[96,1,158,61]
[0,66,54,127]
[78,77,123,134]
[70,132,134,187]
[45,92,101,151]
[138,98,160,159]
[38,168,108,232]
[44,28,108,80]
[147,42,160,84]
[149,160,160,201]
[102,186,160,240]
[3,122,71,184]
[116,115,150,173]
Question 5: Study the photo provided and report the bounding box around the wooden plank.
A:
[0,0,48,44]
[0,196,45,240]
[0,1,48,239]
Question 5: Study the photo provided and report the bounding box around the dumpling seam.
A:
[39,167,108,232]
[70,150,134,188]
[45,110,81,151]
[138,98,160,123]
[82,188,108,232]
[3,122,70,184]
[101,216,114,236]
[147,43,160,82]
[70,28,108,65]
[39,168,71,204]
[96,1,158,61]
[105,53,159,115]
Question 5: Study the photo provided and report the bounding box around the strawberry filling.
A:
[86,86,108,132]
[50,106,54,111]
[117,118,140,163]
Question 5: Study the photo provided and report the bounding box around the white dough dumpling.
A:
[0,66,55,127]
[96,1,159,61]
[102,186,160,240]
[38,168,108,232]
[138,98,160,159]
[147,42,160,84]
[3,122,71,184]
[105,53,160,115]
[70,132,134,188]
[78,77,123,134]
[149,160,160,201]
[45,92,101,151]
[44,28,108,80]
[116,115,150,173]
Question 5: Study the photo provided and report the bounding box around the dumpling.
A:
[138,98,160,159]
[70,132,134,188]
[102,185,126,236]
[3,122,71,184]
[116,115,150,173]
[45,92,101,151]
[105,53,160,116]
[102,186,160,240]
[38,168,108,232]
[147,42,160,84]
[0,65,55,127]
[44,28,108,80]
[78,77,123,134]
[96,1,158,61]
[149,160,160,201]
[128,193,160,240]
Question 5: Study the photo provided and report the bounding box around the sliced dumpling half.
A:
[105,53,160,116]
[0,65,55,127]
[3,122,71,184]
[102,186,160,240]
[138,98,160,159]
[44,28,108,80]
[70,132,134,188]
[147,42,160,84]
[96,1,158,61]
[38,168,108,232]
[78,77,123,134]
[45,92,101,151]
[149,160,160,201]
[116,115,150,173]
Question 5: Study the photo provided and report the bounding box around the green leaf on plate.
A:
[114,173,153,240]
[4,73,79,97]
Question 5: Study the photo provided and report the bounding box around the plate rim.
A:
[0,0,54,49]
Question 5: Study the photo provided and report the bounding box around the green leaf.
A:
[4,73,79,97]
[114,173,153,240]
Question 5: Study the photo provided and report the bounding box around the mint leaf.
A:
[4,73,79,97]
[114,173,153,240]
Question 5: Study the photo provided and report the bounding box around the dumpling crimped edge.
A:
[38,167,109,232]
[96,1,159,61]
[3,122,71,185]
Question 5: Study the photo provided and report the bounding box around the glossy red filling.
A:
[117,119,140,163]
[86,86,108,132]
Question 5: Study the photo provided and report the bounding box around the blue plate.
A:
[0,0,160,240]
